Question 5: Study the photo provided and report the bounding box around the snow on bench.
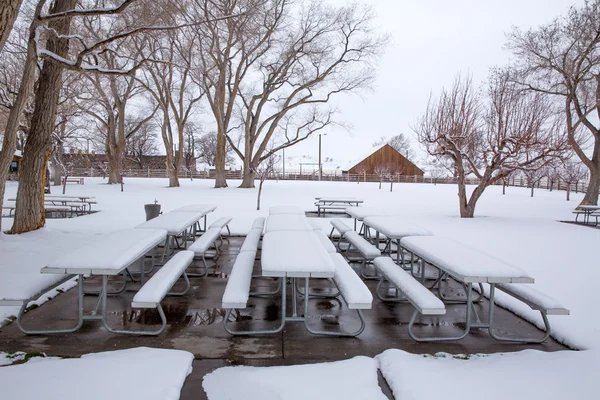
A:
[252,217,266,230]
[112,250,195,335]
[496,283,569,315]
[344,231,381,259]
[132,251,194,309]
[189,228,221,255]
[329,219,352,238]
[330,253,373,309]
[222,251,257,309]
[188,227,222,276]
[240,228,262,253]
[209,216,232,236]
[374,257,445,315]
[308,219,322,230]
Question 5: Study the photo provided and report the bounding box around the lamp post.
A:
[318,133,327,181]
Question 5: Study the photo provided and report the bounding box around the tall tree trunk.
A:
[11,0,77,234]
[214,128,228,188]
[0,0,23,53]
[530,184,534,197]
[167,164,180,187]
[567,185,571,201]
[581,162,599,205]
[0,2,41,233]
[239,158,256,188]
[106,150,123,184]
[241,167,256,188]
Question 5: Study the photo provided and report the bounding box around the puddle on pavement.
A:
[315,300,338,310]
[186,308,228,326]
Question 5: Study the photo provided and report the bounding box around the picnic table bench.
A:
[10,229,167,335]
[398,236,568,343]
[61,177,84,185]
[314,197,363,217]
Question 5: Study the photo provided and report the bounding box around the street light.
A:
[318,133,327,181]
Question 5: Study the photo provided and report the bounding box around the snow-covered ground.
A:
[0,347,193,400]
[1,177,598,399]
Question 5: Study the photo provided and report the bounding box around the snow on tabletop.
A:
[331,253,373,308]
[268,205,303,215]
[400,236,533,283]
[374,257,445,314]
[135,211,204,234]
[363,216,432,239]
[313,230,337,253]
[171,203,218,213]
[377,348,599,400]
[261,231,335,277]
[132,251,194,307]
[344,206,396,220]
[222,251,256,308]
[264,214,313,232]
[0,347,193,400]
[44,228,167,273]
[203,356,386,400]
[240,229,262,252]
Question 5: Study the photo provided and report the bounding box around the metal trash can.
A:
[144,202,161,221]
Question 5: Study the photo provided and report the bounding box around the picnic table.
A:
[264,214,313,232]
[260,230,336,333]
[171,204,217,232]
[16,228,167,334]
[362,216,432,263]
[400,236,535,342]
[573,205,600,225]
[314,197,363,217]
[269,205,303,215]
[345,207,395,233]
[7,195,97,214]
[136,211,210,260]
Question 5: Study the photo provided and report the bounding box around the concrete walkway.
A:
[0,237,568,399]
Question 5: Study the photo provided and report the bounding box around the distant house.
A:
[61,153,195,171]
[343,144,424,176]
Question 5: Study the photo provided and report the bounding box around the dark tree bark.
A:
[0,0,23,53]
[11,0,78,234]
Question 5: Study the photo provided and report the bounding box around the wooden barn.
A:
[344,144,424,176]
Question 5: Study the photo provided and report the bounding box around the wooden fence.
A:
[67,167,589,194]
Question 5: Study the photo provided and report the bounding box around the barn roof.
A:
[341,143,387,172]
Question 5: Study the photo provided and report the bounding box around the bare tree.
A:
[255,153,279,210]
[557,160,588,201]
[506,0,600,205]
[425,159,446,185]
[355,164,367,183]
[414,72,568,218]
[374,162,392,190]
[124,119,158,168]
[522,167,547,198]
[194,131,235,166]
[374,133,415,159]
[135,24,204,187]
[230,2,385,188]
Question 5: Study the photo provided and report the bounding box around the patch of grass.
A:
[6,351,47,365]
[25,304,39,312]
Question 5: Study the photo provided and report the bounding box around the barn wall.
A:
[347,144,424,176]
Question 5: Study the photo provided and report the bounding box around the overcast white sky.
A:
[283,0,585,172]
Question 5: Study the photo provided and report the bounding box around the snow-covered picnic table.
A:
[573,205,600,225]
[136,209,213,259]
[314,197,363,217]
[399,236,541,342]
[171,204,217,232]
[264,214,313,232]
[345,207,395,233]
[248,228,371,336]
[362,216,432,263]
[269,205,304,215]
[16,228,168,334]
